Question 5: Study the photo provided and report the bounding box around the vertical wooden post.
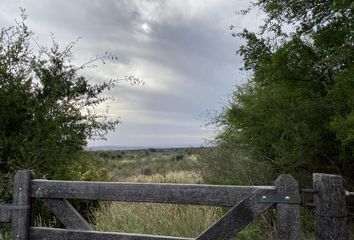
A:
[313,173,348,240]
[275,174,301,240]
[11,170,33,240]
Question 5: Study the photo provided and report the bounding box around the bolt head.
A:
[285,196,290,200]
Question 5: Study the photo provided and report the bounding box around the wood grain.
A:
[31,180,274,207]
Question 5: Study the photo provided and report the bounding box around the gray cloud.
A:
[1,0,263,147]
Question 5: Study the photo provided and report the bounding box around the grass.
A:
[1,148,318,239]
[0,225,10,240]
[91,155,224,238]
[94,202,222,238]
[89,148,286,239]
[119,170,202,183]
[96,149,201,181]
[0,148,317,240]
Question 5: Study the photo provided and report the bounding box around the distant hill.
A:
[85,144,202,151]
[86,146,150,151]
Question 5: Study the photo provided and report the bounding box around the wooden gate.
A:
[0,171,351,239]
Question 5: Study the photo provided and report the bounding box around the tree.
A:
[210,0,354,186]
[0,13,136,200]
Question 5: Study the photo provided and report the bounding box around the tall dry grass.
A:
[92,170,223,238]
[94,202,222,238]
[90,149,312,240]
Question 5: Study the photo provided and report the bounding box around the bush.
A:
[199,145,275,186]
[0,11,138,201]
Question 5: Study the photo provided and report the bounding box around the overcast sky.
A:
[1,0,264,148]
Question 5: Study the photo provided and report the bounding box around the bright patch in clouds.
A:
[141,23,151,33]
[1,0,263,148]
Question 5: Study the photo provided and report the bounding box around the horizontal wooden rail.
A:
[31,180,275,207]
[3,171,350,239]
[30,227,194,240]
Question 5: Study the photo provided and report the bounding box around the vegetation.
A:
[203,0,354,187]
[92,148,201,181]
[92,151,221,238]
[0,12,139,201]
[90,148,284,240]
[1,1,353,239]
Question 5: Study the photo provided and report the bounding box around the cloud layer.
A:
[1,0,263,147]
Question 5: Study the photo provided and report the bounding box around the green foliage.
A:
[31,153,111,228]
[234,224,262,240]
[199,145,275,186]
[0,13,125,201]
[249,0,353,36]
[92,148,200,180]
[65,153,112,182]
[212,0,354,186]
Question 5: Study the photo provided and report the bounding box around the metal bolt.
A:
[16,234,19,238]
[285,196,290,200]
[18,187,22,191]
[262,195,267,199]
[38,188,41,191]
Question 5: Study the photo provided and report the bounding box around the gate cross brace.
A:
[42,198,93,230]
[195,189,273,240]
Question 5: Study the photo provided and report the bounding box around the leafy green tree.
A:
[211,0,353,186]
[0,14,136,200]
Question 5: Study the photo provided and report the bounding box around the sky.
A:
[1,0,264,148]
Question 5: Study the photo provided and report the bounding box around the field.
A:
[91,148,220,238]
[86,147,279,240]
[0,147,316,240]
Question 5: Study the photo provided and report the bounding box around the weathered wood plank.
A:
[274,174,301,240]
[195,189,273,240]
[42,199,93,230]
[30,227,194,240]
[12,170,33,240]
[0,205,12,222]
[313,173,349,240]
[31,180,275,207]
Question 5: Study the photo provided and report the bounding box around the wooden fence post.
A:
[11,170,33,240]
[275,174,301,240]
[313,173,348,240]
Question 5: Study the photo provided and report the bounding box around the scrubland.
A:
[87,148,300,240]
